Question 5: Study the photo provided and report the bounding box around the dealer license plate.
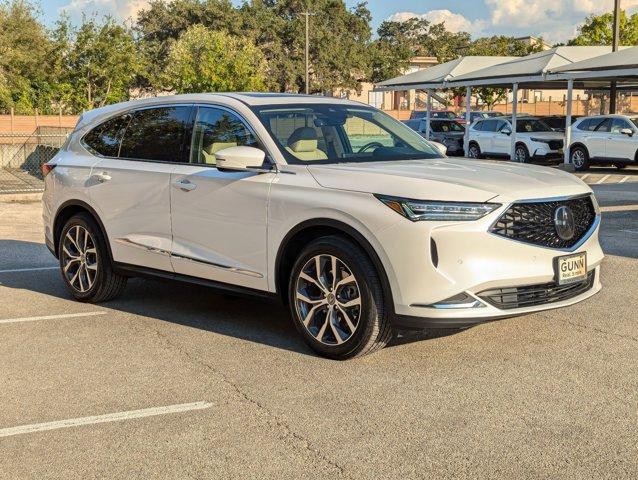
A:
[555,252,587,285]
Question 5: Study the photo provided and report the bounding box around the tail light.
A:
[41,163,56,177]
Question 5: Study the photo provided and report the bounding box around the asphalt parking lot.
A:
[1,169,637,479]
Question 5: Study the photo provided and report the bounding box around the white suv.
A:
[42,94,603,359]
[569,114,638,171]
[468,116,564,162]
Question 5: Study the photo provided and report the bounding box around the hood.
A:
[518,131,564,140]
[307,158,590,203]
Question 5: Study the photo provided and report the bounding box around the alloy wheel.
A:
[468,145,479,158]
[294,254,361,346]
[61,225,98,293]
[571,149,585,167]
[515,146,527,162]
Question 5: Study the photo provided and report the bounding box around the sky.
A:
[39,0,638,45]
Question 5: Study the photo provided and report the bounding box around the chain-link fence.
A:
[0,127,71,194]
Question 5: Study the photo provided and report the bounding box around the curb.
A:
[0,192,43,203]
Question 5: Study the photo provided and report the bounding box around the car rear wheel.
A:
[468,143,481,159]
[288,235,393,360]
[514,144,530,163]
[59,213,127,302]
[570,146,590,171]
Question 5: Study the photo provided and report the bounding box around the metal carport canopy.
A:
[445,46,617,88]
[374,56,517,91]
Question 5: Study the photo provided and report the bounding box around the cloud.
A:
[387,9,485,35]
[59,0,151,23]
[484,0,638,43]
[387,0,638,45]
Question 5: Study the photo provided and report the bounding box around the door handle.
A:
[172,179,197,192]
[93,171,111,183]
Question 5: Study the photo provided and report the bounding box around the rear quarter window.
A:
[82,114,131,157]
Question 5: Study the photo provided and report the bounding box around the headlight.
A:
[376,195,501,221]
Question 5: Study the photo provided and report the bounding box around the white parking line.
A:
[619,175,630,183]
[0,311,107,325]
[0,266,58,273]
[0,401,213,438]
[596,174,611,184]
[579,174,590,181]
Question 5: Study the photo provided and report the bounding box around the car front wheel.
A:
[59,213,127,302]
[288,235,393,360]
[570,146,590,171]
[468,143,481,159]
[514,144,530,163]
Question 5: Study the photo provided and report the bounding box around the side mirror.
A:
[430,141,447,155]
[215,146,270,172]
[501,128,512,136]
[620,128,634,137]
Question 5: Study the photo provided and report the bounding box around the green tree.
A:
[370,17,471,83]
[163,24,267,93]
[238,0,373,94]
[475,87,507,109]
[136,0,239,92]
[0,0,54,113]
[569,10,638,46]
[63,17,140,111]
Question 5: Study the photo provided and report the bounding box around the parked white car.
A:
[468,116,565,163]
[569,114,638,171]
[42,94,602,359]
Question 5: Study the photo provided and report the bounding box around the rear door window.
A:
[82,114,131,157]
[482,120,499,132]
[119,106,193,162]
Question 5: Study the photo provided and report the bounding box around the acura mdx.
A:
[42,93,603,359]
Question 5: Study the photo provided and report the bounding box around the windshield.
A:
[516,119,552,133]
[431,121,464,133]
[631,118,638,128]
[252,104,443,164]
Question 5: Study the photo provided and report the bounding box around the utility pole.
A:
[610,0,621,113]
[298,11,312,95]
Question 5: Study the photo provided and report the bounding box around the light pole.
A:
[610,0,621,113]
[298,11,312,95]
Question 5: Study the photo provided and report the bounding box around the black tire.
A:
[615,164,627,170]
[468,142,482,159]
[288,235,393,360]
[58,213,127,302]
[570,146,590,171]
[514,143,530,163]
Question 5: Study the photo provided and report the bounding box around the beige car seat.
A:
[285,127,328,161]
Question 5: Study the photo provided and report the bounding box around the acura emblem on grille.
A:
[554,206,575,240]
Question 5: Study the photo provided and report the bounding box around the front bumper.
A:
[530,144,563,161]
[394,266,601,329]
[374,197,603,328]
